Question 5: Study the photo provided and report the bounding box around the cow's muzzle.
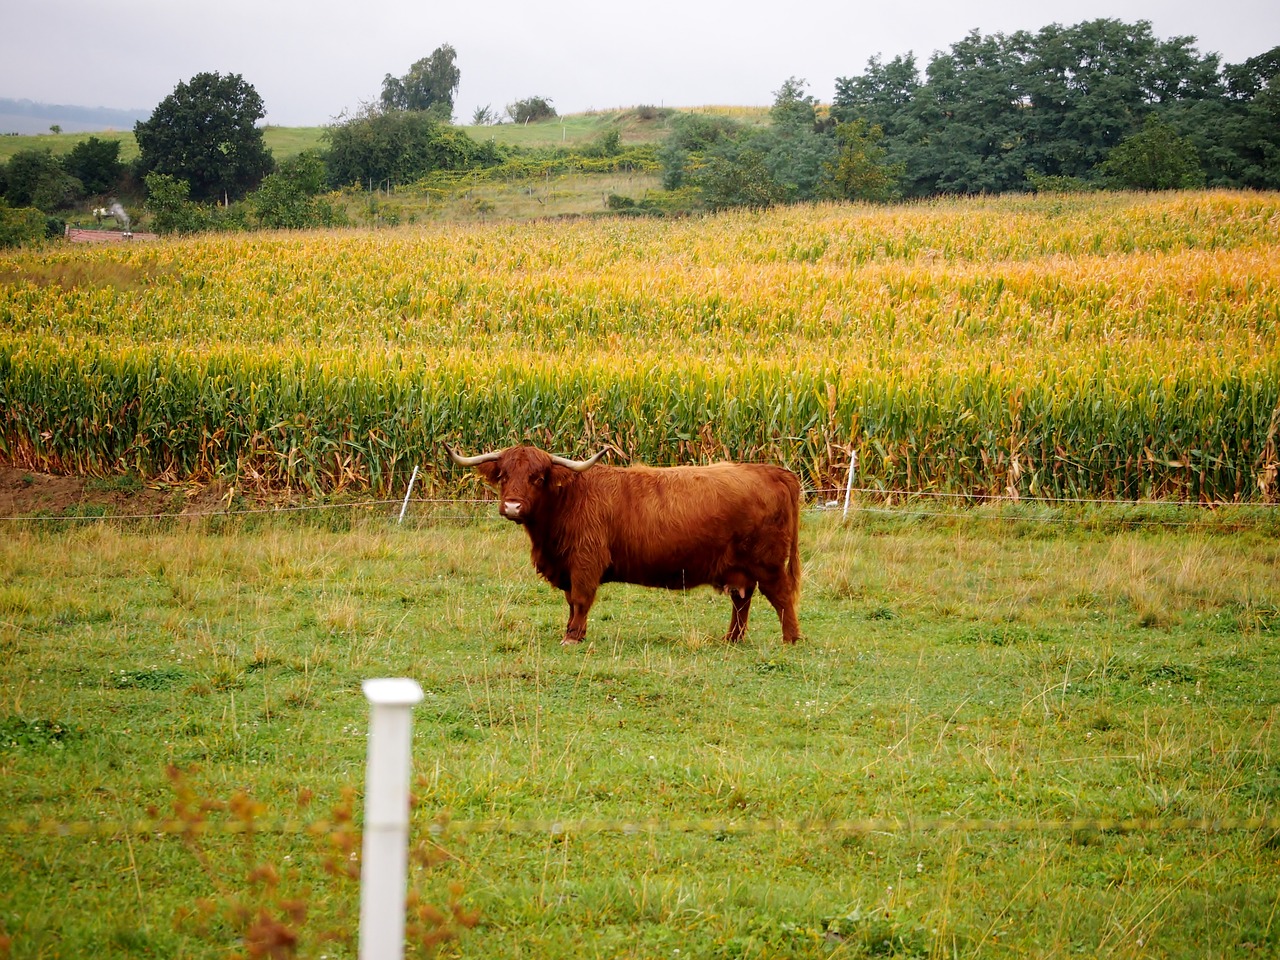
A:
[500,500,526,522]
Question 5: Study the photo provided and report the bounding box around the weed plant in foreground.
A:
[0,508,1277,957]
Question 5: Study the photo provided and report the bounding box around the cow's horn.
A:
[549,449,609,472]
[446,445,502,467]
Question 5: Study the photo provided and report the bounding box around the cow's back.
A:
[581,462,800,588]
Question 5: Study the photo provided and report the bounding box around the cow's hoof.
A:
[561,636,583,646]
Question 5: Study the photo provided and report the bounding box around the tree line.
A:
[665,19,1278,207]
[1,20,1277,243]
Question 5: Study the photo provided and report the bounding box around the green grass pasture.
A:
[0,127,329,165]
[0,106,688,165]
[1,507,1277,957]
[359,169,663,223]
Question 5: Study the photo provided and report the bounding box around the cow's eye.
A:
[532,473,545,487]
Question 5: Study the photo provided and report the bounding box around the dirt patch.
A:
[65,228,159,244]
[0,467,235,519]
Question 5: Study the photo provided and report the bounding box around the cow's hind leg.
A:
[724,583,755,642]
[758,573,800,644]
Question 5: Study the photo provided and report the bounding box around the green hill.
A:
[0,106,769,164]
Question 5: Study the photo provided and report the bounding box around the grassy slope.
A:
[0,126,325,165]
[1,507,1277,957]
[0,106,732,164]
[2,107,769,225]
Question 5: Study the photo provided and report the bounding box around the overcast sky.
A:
[2,0,1276,127]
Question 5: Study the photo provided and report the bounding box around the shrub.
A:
[324,107,481,186]
[1098,115,1206,190]
[0,201,49,247]
[63,137,125,195]
[144,172,211,234]
[507,96,557,124]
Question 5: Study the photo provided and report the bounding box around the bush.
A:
[507,96,556,124]
[632,105,673,122]
[63,137,124,195]
[1025,168,1096,193]
[658,113,749,189]
[3,148,84,211]
[31,170,83,212]
[822,120,903,202]
[324,108,481,186]
[695,150,786,211]
[581,129,622,159]
[1097,115,1205,190]
[252,152,348,229]
[144,173,211,234]
[0,201,49,247]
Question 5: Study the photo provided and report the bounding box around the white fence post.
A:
[398,466,419,525]
[359,678,424,960]
[843,449,858,520]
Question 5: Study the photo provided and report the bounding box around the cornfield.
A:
[1,191,1278,501]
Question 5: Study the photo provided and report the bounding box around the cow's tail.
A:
[786,472,802,597]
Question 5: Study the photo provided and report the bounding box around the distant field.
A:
[0,126,320,164]
[0,106,711,164]
[0,128,137,163]
[460,106,767,148]
[386,169,665,222]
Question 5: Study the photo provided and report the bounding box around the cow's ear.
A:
[547,464,576,490]
[475,461,502,487]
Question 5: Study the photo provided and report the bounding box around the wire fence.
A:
[2,491,1277,529]
[6,814,1280,840]
[3,436,1279,528]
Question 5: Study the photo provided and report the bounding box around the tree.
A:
[823,120,903,201]
[324,107,479,186]
[1097,114,1204,188]
[507,96,556,124]
[1024,20,1220,180]
[770,77,819,129]
[251,151,346,229]
[381,45,461,120]
[143,172,208,234]
[695,149,786,211]
[63,136,124,195]
[833,53,920,136]
[831,19,1237,195]
[898,28,1036,196]
[757,125,837,202]
[1216,46,1280,188]
[3,148,82,211]
[135,72,274,203]
[658,112,747,189]
[0,200,53,247]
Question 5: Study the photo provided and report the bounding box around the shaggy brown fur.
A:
[456,445,802,645]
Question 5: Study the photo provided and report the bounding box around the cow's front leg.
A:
[562,580,598,645]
